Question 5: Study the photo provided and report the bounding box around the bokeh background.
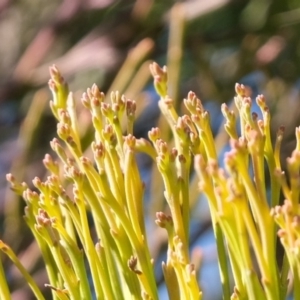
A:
[1,0,300,299]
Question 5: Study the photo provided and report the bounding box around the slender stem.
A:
[0,252,11,300]
[292,262,300,299]
[279,253,289,300]
[0,241,46,300]
[74,198,105,299]
[214,221,231,300]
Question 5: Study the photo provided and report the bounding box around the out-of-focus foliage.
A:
[1,0,300,299]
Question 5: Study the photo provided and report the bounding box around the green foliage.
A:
[1,61,300,300]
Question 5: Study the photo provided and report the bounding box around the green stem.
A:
[0,241,46,300]
[52,218,93,299]
[80,181,123,298]
[178,176,190,247]
[26,221,59,300]
[227,245,245,297]
[97,229,125,299]
[124,148,145,240]
[279,252,289,299]
[99,195,158,299]
[213,220,231,300]
[292,261,300,299]
[161,169,188,260]
[0,252,11,300]
[108,228,141,298]
[75,193,108,299]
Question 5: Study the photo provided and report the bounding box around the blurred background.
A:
[1,0,300,299]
